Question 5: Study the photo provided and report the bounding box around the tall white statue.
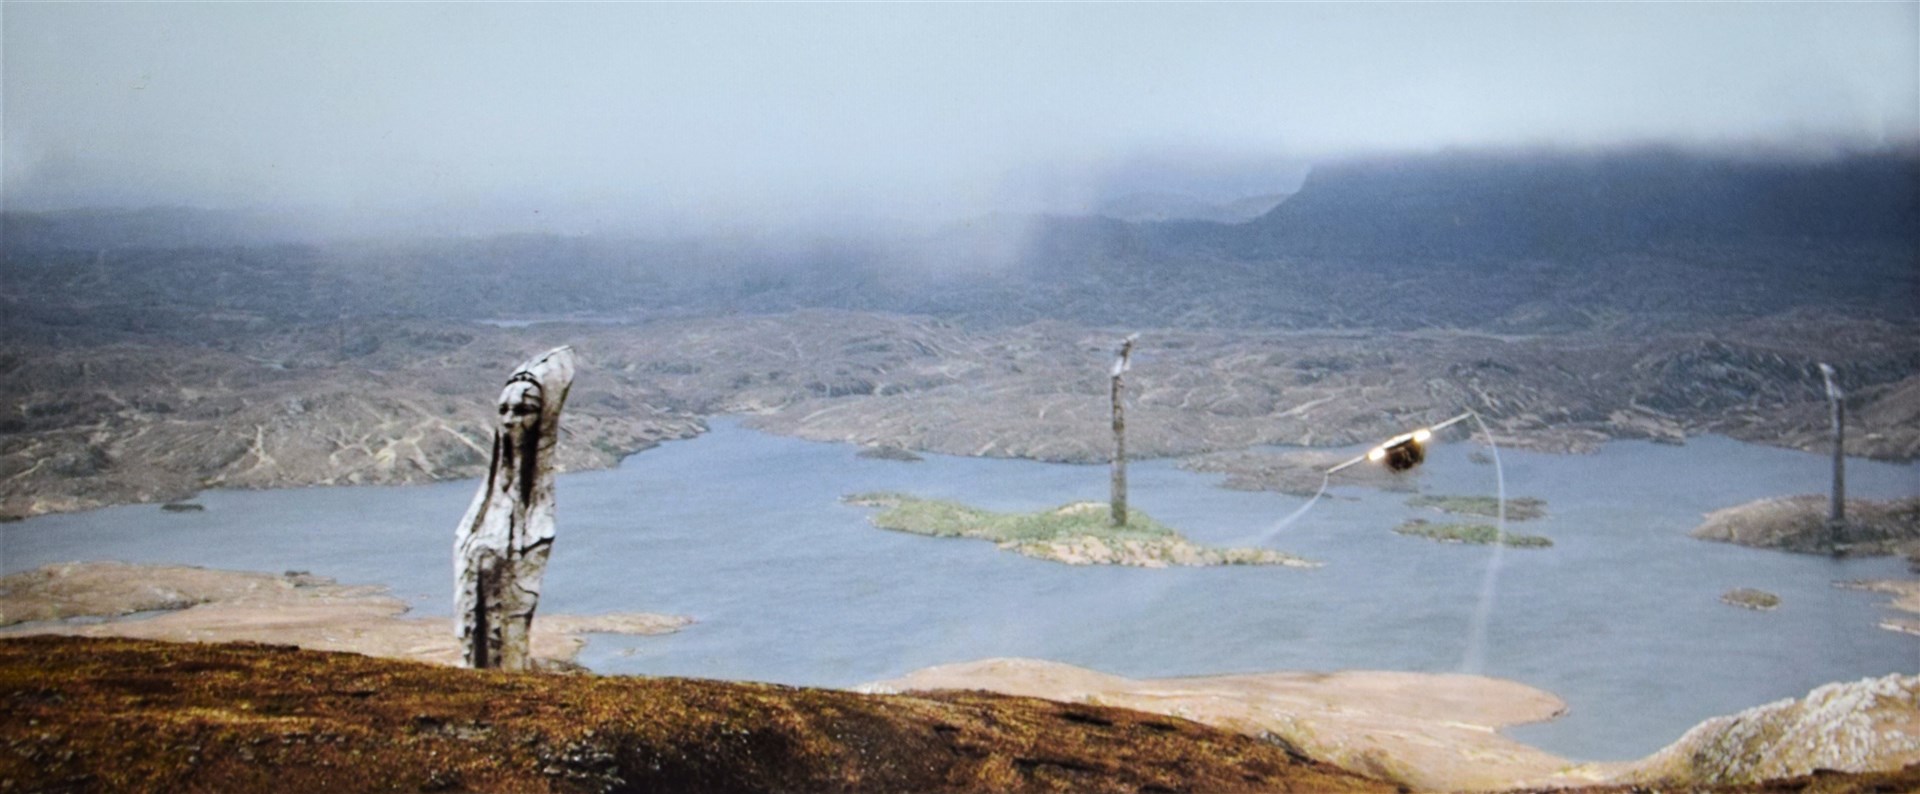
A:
[455,346,575,670]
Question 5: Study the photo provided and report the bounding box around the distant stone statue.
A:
[1818,362,1846,551]
[1110,333,1138,528]
[455,346,575,670]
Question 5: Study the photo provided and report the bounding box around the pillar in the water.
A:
[1110,333,1137,528]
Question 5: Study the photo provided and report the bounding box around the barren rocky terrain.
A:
[3,310,1914,519]
[1624,673,1920,786]
[5,151,1914,519]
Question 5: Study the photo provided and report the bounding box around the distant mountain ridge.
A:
[3,147,1914,331]
[1240,148,1920,257]
[0,206,317,253]
[1095,191,1290,224]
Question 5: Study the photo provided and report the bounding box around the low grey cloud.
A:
[4,2,1914,234]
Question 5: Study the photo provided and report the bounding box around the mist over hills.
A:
[4,146,1918,519]
[1093,191,1290,224]
[3,147,1914,334]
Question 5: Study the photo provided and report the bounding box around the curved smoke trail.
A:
[1459,409,1506,675]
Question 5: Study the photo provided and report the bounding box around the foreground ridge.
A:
[6,636,1918,793]
[0,636,1390,794]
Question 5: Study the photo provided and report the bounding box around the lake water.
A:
[4,419,1915,761]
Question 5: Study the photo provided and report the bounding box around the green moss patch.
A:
[1393,519,1553,548]
[1406,494,1546,521]
[845,493,1315,568]
[1721,588,1782,611]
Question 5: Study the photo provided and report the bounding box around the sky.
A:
[3,2,1916,235]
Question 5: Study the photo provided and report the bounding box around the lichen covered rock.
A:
[1628,673,1920,785]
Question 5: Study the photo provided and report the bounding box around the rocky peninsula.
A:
[1692,496,1920,635]
[1692,495,1920,559]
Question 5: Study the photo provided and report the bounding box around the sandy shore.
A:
[1837,578,1920,636]
[13,562,1914,792]
[0,561,690,668]
[866,657,1615,792]
[4,561,1597,790]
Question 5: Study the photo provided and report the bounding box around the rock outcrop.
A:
[1692,495,1920,556]
[1627,673,1920,786]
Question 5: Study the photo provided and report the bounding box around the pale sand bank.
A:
[866,657,1615,792]
[0,561,689,667]
[1837,578,1920,636]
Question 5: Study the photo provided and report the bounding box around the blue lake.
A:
[3,419,1915,761]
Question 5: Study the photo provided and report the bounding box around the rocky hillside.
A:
[1626,674,1920,787]
[4,310,1915,519]
[2,147,1914,517]
[6,636,1917,794]
[0,636,1394,794]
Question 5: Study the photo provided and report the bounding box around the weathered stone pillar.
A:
[1818,362,1846,550]
[455,346,575,670]
[1110,333,1137,528]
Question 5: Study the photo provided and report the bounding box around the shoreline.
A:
[0,561,690,669]
[7,416,1912,521]
[864,657,1607,792]
[3,562,1591,791]
[6,561,1917,791]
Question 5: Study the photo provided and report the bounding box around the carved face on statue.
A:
[498,378,545,439]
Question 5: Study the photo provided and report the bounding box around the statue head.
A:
[498,375,545,439]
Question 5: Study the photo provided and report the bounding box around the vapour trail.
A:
[1459,409,1506,675]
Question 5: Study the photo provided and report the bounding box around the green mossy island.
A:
[1721,588,1782,611]
[856,445,925,462]
[1393,518,1553,548]
[846,493,1317,568]
[1407,494,1546,521]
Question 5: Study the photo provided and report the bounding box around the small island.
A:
[1694,496,1919,636]
[1393,518,1553,548]
[1721,588,1781,611]
[856,445,924,462]
[845,493,1317,568]
[1691,495,1919,559]
[1407,494,1546,521]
